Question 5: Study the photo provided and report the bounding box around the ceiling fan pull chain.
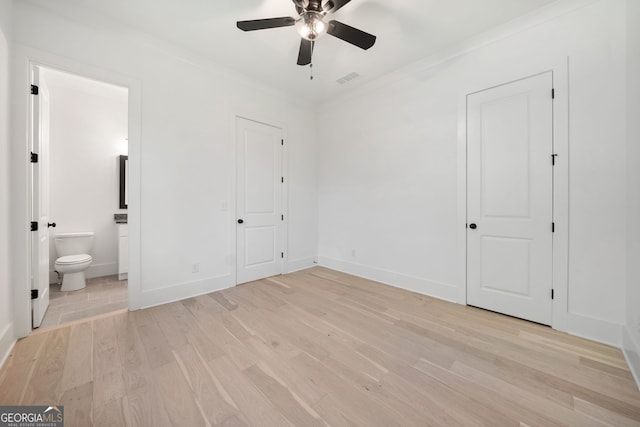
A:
[310,41,315,80]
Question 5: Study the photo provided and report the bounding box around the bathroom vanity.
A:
[115,213,128,280]
[118,224,128,280]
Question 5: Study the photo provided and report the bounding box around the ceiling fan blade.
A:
[325,0,351,13]
[237,17,296,31]
[297,39,313,65]
[327,20,376,50]
[292,0,309,9]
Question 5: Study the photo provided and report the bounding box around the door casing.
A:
[457,62,570,333]
[235,115,286,285]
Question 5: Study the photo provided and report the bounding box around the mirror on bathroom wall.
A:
[119,155,128,209]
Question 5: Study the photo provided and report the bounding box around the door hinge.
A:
[31,84,39,95]
[551,88,555,99]
[551,154,558,165]
[30,221,38,231]
[281,214,284,221]
[551,289,555,300]
[281,177,284,183]
[281,139,284,146]
[31,289,38,299]
[552,222,555,233]
[30,152,39,163]
[281,252,284,259]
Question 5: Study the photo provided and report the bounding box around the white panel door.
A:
[236,117,283,284]
[31,67,51,328]
[467,72,553,325]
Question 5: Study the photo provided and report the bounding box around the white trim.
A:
[136,274,234,310]
[623,326,640,390]
[49,262,118,283]
[318,256,459,303]
[11,45,142,337]
[0,322,16,370]
[457,59,570,334]
[285,257,317,274]
[565,313,622,347]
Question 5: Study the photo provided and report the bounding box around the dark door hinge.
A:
[281,214,284,221]
[281,139,284,146]
[31,84,39,95]
[281,177,284,183]
[281,252,284,259]
[552,222,555,233]
[551,289,555,300]
[551,88,555,99]
[31,289,38,299]
[551,154,558,165]
[30,221,38,231]
[31,152,38,163]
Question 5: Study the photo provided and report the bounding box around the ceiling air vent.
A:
[336,72,360,85]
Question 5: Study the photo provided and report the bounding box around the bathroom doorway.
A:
[31,65,130,329]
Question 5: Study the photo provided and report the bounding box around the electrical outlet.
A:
[192,263,199,273]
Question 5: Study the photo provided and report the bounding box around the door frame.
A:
[456,60,569,332]
[233,114,288,285]
[12,47,142,338]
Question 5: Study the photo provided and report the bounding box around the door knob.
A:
[47,222,57,228]
[237,219,244,224]
[469,223,477,230]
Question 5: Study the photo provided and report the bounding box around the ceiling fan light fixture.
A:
[295,11,327,41]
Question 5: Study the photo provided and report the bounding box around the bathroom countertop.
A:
[114,213,127,224]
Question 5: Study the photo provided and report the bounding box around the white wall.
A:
[317,0,627,345]
[0,0,15,365]
[624,0,640,385]
[43,68,128,281]
[10,1,318,336]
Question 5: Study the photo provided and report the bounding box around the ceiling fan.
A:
[236,0,376,67]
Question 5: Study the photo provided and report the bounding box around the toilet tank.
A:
[54,232,94,256]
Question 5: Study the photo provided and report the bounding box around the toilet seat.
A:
[56,254,92,265]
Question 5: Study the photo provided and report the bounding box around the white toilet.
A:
[54,232,94,292]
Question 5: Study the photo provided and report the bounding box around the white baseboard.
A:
[0,321,16,370]
[86,262,118,279]
[49,262,118,283]
[565,312,623,347]
[318,256,459,303]
[623,326,640,390]
[136,273,234,310]
[285,257,317,274]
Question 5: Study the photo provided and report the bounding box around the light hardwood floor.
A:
[1,267,639,426]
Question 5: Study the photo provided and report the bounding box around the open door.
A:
[31,66,51,328]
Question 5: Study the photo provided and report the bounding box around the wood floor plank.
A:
[0,332,49,404]
[0,267,638,426]
[153,361,207,426]
[60,322,93,393]
[243,363,325,426]
[173,344,240,425]
[59,381,93,427]
[207,356,293,427]
[94,396,127,427]
[122,388,174,427]
[21,328,70,404]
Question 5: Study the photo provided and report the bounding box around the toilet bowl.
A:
[54,232,94,292]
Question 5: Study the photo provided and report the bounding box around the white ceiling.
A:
[25,0,559,102]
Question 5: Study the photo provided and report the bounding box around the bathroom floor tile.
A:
[39,275,128,329]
